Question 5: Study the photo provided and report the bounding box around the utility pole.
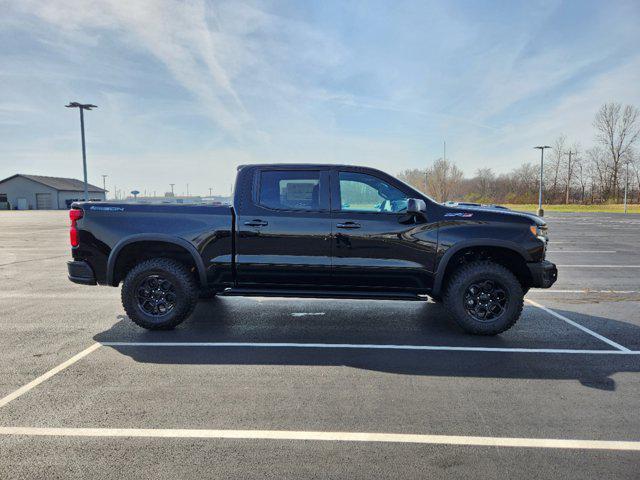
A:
[534,145,551,216]
[564,149,575,205]
[186,183,189,197]
[101,175,108,199]
[65,102,97,201]
[208,187,213,197]
[170,184,175,196]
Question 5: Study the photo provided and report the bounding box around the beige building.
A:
[0,174,106,210]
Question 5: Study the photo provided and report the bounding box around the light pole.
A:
[66,102,97,201]
[534,145,551,216]
[170,184,175,196]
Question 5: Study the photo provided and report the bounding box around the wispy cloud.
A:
[15,0,248,133]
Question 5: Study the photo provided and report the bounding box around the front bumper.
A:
[527,260,558,288]
[67,260,96,285]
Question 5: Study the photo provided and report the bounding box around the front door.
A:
[330,169,438,291]
[235,168,332,288]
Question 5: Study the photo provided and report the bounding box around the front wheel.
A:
[443,260,523,335]
[121,258,198,330]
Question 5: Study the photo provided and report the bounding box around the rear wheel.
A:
[121,258,198,330]
[443,260,523,335]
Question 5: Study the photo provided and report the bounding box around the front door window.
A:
[338,171,408,213]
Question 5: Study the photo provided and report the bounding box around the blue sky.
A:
[1,0,639,196]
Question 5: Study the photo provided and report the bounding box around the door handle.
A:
[244,219,268,227]
[336,221,361,229]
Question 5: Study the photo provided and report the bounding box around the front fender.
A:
[431,238,532,297]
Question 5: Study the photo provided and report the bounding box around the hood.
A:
[443,203,546,226]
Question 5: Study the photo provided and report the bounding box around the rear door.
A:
[330,169,438,291]
[235,167,332,287]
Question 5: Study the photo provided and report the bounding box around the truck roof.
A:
[237,163,374,170]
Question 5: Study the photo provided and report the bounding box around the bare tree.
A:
[562,144,580,204]
[625,149,640,203]
[426,158,464,202]
[575,160,589,203]
[397,168,428,193]
[585,146,609,202]
[594,103,640,201]
[473,168,495,201]
[545,135,566,202]
[509,163,538,203]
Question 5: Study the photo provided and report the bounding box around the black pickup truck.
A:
[67,164,557,335]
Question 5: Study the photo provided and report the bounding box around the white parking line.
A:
[546,251,616,253]
[529,290,638,294]
[525,299,630,352]
[0,293,118,299]
[0,426,638,451]
[557,265,640,268]
[0,343,101,408]
[100,341,640,355]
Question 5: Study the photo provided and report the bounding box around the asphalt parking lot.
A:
[1,210,639,479]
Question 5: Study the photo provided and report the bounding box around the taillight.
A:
[69,208,84,247]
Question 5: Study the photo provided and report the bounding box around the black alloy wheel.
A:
[443,260,524,335]
[136,274,177,317]
[121,257,198,330]
[463,279,509,321]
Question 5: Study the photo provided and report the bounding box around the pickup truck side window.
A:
[338,171,408,213]
[258,170,321,211]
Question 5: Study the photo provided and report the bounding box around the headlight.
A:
[529,224,548,241]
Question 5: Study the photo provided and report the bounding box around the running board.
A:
[220,288,427,301]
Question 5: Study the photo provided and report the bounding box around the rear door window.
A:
[258,170,322,211]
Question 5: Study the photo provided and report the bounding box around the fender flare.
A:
[106,233,207,287]
[431,239,532,297]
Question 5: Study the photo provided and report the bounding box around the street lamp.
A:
[66,102,97,201]
[534,145,551,217]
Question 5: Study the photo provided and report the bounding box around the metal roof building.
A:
[0,174,106,210]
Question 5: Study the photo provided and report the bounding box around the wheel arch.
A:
[107,234,207,287]
[432,239,532,297]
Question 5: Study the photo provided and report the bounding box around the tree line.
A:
[397,103,640,204]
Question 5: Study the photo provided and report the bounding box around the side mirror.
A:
[407,198,426,214]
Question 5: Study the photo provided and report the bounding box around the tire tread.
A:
[121,257,198,330]
[443,260,523,335]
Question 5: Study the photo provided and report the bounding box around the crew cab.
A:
[67,164,557,335]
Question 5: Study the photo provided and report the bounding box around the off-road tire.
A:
[443,260,523,335]
[121,258,198,330]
